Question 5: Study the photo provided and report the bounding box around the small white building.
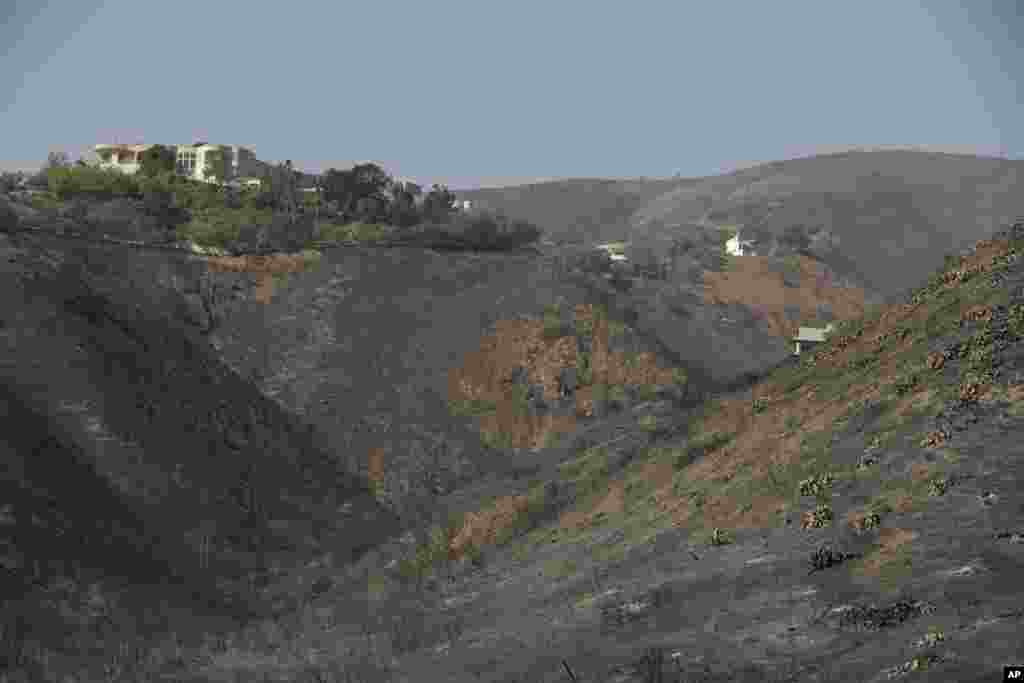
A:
[793,323,835,356]
[595,242,629,262]
[94,142,263,184]
[725,231,755,256]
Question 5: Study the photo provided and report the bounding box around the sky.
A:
[1,0,1021,190]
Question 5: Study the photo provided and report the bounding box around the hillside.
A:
[461,150,1024,388]
[1,158,1023,681]
[459,151,1024,298]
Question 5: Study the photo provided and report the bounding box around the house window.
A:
[177,150,197,173]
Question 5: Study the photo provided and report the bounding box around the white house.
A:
[725,231,755,256]
[93,142,263,184]
[595,242,629,262]
[793,323,835,356]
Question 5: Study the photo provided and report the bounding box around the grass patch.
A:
[637,414,659,432]
[543,558,578,579]
[542,304,564,338]
[543,430,564,448]
[783,415,802,435]
[26,191,64,211]
[676,431,735,470]
[577,352,594,386]
[671,367,688,386]
[637,384,659,402]
[448,398,498,417]
[480,429,514,450]
[508,384,531,417]
[314,221,388,242]
[608,319,627,338]
[875,545,915,594]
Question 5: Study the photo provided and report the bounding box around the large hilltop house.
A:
[93,142,266,186]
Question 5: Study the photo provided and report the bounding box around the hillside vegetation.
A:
[3,158,545,254]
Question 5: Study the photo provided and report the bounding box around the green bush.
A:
[798,473,834,498]
[47,165,140,200]
[637,414,659,432]
[577,352,594,386]
[804,504,833,528]
[178,206,274,248]
[709,528,732,546]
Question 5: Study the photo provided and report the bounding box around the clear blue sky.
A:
[2,0,1020,189]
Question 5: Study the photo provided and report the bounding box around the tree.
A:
[27,151,69,189]
[421,184,456,222]
[45,151,69,169]
[389,181,423,228]
[202,147,230,187]
[139,144,177,177]
[319,163,392,220]
[320,167,355,212]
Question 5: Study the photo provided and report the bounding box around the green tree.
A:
[138,144,177,177]
[202,147,230,187]
[320,163,392,220]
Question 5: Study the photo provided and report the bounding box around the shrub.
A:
[798,473,834,498]
[178,206,273,249]
[927,477,949,497]
[0,171,25,193]
[752,397,768,414]
[860,510,882,530]
[424,210,543,251]
[802,504,833,529]
[709,528,732,546]
[637,415,658,432]
[47,165,140,200]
